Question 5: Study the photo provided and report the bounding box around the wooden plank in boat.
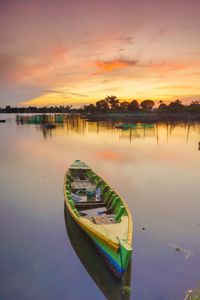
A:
[71,181,96,190]
[75,201,105,210]
[93,215,113,225]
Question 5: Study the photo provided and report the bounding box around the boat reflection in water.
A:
[64,204,132,300]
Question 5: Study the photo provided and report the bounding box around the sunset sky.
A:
[1,0,200,107]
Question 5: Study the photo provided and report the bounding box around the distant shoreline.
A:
[1,111,200,123]
[1,97,200,119]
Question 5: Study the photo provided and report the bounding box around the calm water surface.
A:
[0,114,200,300]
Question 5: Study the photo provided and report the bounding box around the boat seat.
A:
[75,201,105,210]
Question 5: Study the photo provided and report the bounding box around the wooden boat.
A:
[64,160,133,278]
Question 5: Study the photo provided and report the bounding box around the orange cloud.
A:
[95,58,138,72]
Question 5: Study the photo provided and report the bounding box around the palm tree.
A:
[104,95,120,112]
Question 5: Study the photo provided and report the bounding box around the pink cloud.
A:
[0,46,69,85]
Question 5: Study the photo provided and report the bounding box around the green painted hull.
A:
[87,231,132,277]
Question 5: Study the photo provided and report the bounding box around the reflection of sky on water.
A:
[0,114,200,299]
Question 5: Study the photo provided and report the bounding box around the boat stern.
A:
[92,236,132,278]
[119,241,132,272]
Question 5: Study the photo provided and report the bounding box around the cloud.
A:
[144,61,194,73]
[83,35,134,46]
[115,36,134,44]
[20,87,90,106]
[149,28,167,45]
[0,53,21,83]
[138,28,167,57]
[0,46,69,86]
[44,90,89,98]
[157,85,192,90]
[94,58,138,72]
[0,0,200,107]
[50,47,68,61]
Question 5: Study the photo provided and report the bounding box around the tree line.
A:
[1,96,200,114]
[81,96,200,113]
[0,105,72,114]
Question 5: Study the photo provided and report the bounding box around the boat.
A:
[64,205,132,299]
[64,160,133,278]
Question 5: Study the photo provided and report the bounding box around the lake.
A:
[0,114,200,300]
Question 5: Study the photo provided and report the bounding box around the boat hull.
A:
[65,202,132,278]
[93,237,126,277]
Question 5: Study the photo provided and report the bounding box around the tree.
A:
[64,105,72,112]
[128,100,140,112]
[140,100,155,111]
[96,100,109,113]
[188,100,200,113]
[120,101,129,112]
[104,95,120,111]
[158,102,167,112]
[168,99,184,112]
[83,104,96,113]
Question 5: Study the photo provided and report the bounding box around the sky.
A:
[0,0,200,107]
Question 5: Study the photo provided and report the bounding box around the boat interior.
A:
[65,166,127,225]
